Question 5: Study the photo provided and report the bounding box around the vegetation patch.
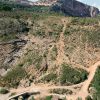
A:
[0,33,17,42]
[0,67,27,88]
[49,88,73,95]
[31,17,63,39]
[91,67,100,99]
[71,17,99,26]
[22,51,43,70]
[85,95,92,100]
[0,87,9,94]
[83,29,100,48]
[41,72,57,82]
[60,64,88,85]
[45,96,52,100]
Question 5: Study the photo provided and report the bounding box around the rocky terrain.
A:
[0,1,100,100]
[51,0,99,17]
[34,0,57,6]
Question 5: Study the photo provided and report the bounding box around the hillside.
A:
[51,0,99,17]
[34,0,99,17]
[0,1,100,100]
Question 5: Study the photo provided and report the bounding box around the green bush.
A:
[85,95,92,100]
[60,64,88,85]
[45,96,52,100]
[0,2,12,11]
[0,87,9,94]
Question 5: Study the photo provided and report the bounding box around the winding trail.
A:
[1,18,100,100]
[7,61,100,100]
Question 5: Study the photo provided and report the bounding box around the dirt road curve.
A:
[66,61,100,100]
[6,61,100,100]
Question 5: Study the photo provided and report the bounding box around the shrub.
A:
[85,95,92,100]
[45,96,52,100]
[50,88,73,95]
[0,87,9,94]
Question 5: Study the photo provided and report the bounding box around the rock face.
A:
[35,0,57,6]
[51,0,99,17]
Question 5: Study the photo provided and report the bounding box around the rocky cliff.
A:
[51,0,99,17]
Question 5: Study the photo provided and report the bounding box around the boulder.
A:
[18,96,24,100]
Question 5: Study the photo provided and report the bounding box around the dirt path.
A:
[56,18,72,76]
[7,60,100,100]
[1,18,100,100]
[78,61,100,99]
[56,19,66,66]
